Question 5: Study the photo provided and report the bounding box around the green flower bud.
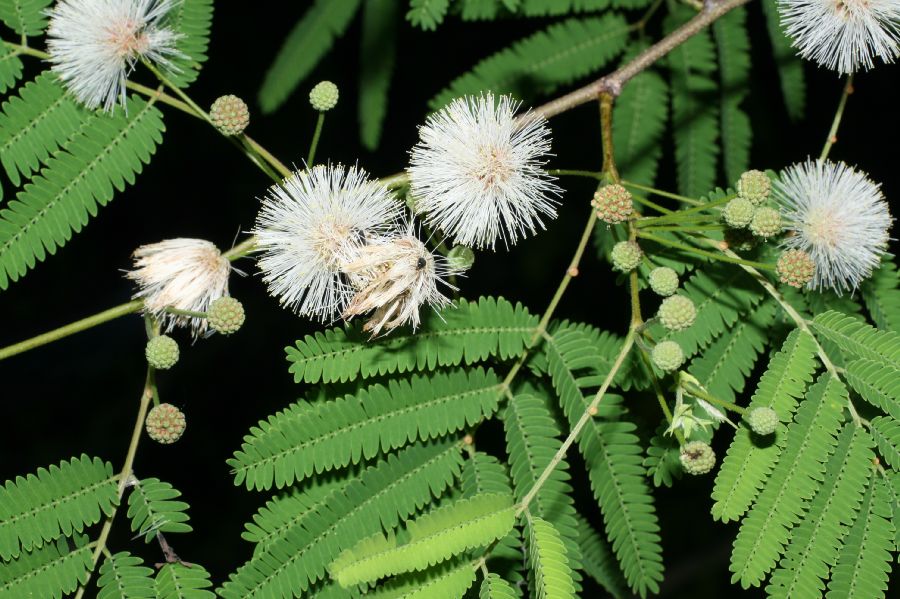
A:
[447,245,475,272]
[652,340,684,372]
[723,197,755,229]
[145,335,179,370]
[749,207,782,239]
[210,95,250,136]
[746,407,778,436]
[309,81,339,111]
[611,241,642,272]
[592,184,633,224]
[208,297,245,335]
[145,403,186,444]
[777,249,815,288]
[658,295,696,332]
[737,170,771,206]
[648,266,679,297]
[680,440,716,475]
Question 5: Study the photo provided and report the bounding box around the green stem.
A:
[682,381,746,415]
[641,224,724,233]
[621,180,703,206]
[638,231,775,270]
[630,192,673,215]
[224,237,258,260]
[636,195,732,227]
[307,112,326,166]
[638,347,685,444]
[547,169,604,180]
[820,74,854,161]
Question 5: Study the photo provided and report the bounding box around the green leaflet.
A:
[286,296,537,384]
[407,0,450,29]
[359,0,398,150]
[862,255,900,332]
[479,573,518,599]
[712,329,819,522]
[258,0,362,114]
[576,514,629,598]
[712,7,751,183]
[430,14,630,109]
[0,535,92,599]
[155,563,215,599]
[97,552,155,599]
[612,65,668,186]
[0,454,117,560]
[230,367,503,490]
[0,94,165,290]
[761,0,805,120]
[869,416,900,469]
[328,492,515,587]
[219,440,464,598]
[163,0,214,89]
[365,558,477,598]
[0,46,22,94]
[520,0,612,15]
[0,0,52,37]
[527,516,576,599]
[643,424,681,489]
[729,375,847,588]
[127,478,193,543]
[844,358,900,419]
[811,310,900,369]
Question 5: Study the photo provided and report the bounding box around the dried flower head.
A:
[253,164,402,322]
[777,0,900,74]
[126,238,231,336]
[342,222,457,336]
[408,93,560,249]
[773,159,893,293]
[47,0,183,111]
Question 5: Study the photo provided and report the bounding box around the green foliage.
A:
[97,552,155,599]
[844,358,900,419]
[230,367,503,490]
[328,492,515,587]
[0,454,117,560]
[365,558,477,598]
[761,0,806,120]
[155,563,215,599]
[0,46,22,94]
[127,477,193,542]
[870,416,900,469]
[359,0,399,150]
[576,514,629,599]
[257,0,362,113]
[643,425,681,488]
[811,310,900,369]
[163,0,214,89]
[430,14,630,108]
[407,0,450,30]
[0,534,92,599]
[526,516,576,599]
[286,296,537,384]
[863,256,900,332]
[712,7,751,183]
[612,61,668,185]
[0,0,53,37]
[479,572,519,599]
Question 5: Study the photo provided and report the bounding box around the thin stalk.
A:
[307,112,326,166]
[641,224,724,232]
[637,194,732,226]
[547,169,604,180]
[682,381,746,415]
[638,231,775,270]
[820,74,854,161]
[638,347,685,444]
[630,192,673,215]
[621,180,703,206]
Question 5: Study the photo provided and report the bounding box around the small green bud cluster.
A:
[737,170,771,206]
[746,407,778,436]
[208,297,245,335]
[777,249,815,288]
[658,295,696,332]
[447,245,476,271]
[611,241,642,272]
[680,440,716,475]
[592,184,633,224]
[651,340,684,372]
[210,95,250,136]
[310,81,339,111]
[145,403,186,444]
[146,335,179,370]
[723,170,783,241]
[648,266,679,297]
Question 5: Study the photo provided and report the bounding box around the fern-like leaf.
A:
[729,375,847,588]
[359,0,398,150]
[712,7,751,183]
[430,14,630,108]
[644,425,682,489]
[862,255,900,332]
[869,416,900,469]
[712,329,819,521]
[527,516,576,599]
[407,0,449,29]
[0,0,52,36]
[258,0,362,113]
[287,296,537,384]
[811,310,900,369]
[576,514,629,599]
[761,0,805,119]
[0,454,117,559]
[163,0,214,88]
[126,477,192,542]
[231,367,502,490]
[329,492,515,587]
[479,572,518,599]
[366,558,477,599]
[843,358,900,419]
[155,563,214,599]
[96,551,155,599]
[0,46,23,94]
[612,62,668,186]
[219,440,464,598]
[0,535,91,599]
[0,95,165,290]
[520,0,613,15]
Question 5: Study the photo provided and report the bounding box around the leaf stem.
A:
[682,381,746,415]
[638,231,775,270]
[547,168,604,180]
[307,112,326,166]
[820,74,854,161]
[622,180,703,206]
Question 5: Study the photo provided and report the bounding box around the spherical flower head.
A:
[777,249,816,288]
[680,440,716,475]
[777,0,900,74]
[208,296,245,335]
[648,267,679,297]
[723,197,755,228]
[658,295,696,332]
[773,159,893,293]
[145,335,178,369]
[408,93,560,250]
[652,340,685,372]
[210,95,250,136]
[126,238,231,337]
[737,169,772,206]
[750,207,783,239]
[145,403,185,444]
[254,164,403,322]
[342,222,459,336]
[309,81,339,111]
[592,184,633,224]
[447,245,476,272]
[746,407,779,436]
[47,0,183,111]
[611,241,642,272]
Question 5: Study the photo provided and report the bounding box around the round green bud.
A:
[611,241,642,272]
[309,81,339,111]
[723,197,755,229]
[651,340,685,372]
[145,403,186,444]
[648,267,679,297]
[680,440,716,475]
[749,207,782,239]
[737,170,771,206]
[777,249,815,288]
[592,184,633,224]
[208,297,245,335]
[746,407,778,436]
[658,295,696,332]
[145,335,179,370]
[447,245,475,272]
[210,95,250,136]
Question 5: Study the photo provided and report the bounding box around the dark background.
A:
[2,2,898,596]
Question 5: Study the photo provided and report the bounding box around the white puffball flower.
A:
[777,0,900,74]
[773,159,893,293]
[253,164,403,322]
[126,238,232,336]
[408,93,560,250]
[46,0,183,111]
[342,221,459,336]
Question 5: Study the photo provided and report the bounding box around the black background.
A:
[2,2,898,596]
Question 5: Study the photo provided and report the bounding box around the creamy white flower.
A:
[46,0,183,111]
[408,93,560,250]
[774,159,893,293]
[253,164,402,322]
[778,0,900,74]
[126,238,231,335]
[342,222,458,336]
